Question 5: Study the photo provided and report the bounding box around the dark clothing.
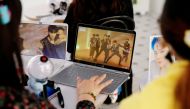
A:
[122,42,130,62]
[95,38,111,62]
[41,37,66,59]
[95,37,101,56]
[64,0,134,54]
[53,8,66,15]
[106,44,123,65]
[90,37,96,57]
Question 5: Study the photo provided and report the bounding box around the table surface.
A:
[22,55,107,109]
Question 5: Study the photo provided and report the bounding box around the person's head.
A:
[0,0,24,89]
[113,40,117,44]
[48,25,58,40]
[151,37,169,68]
[70,0,126,22]
[50,3,56,11]
[96,34,99,38]
[160,0,190,109]
[60,2,67,11]
[57,27,66,40]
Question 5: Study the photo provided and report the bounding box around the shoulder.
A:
[120,61,189,109]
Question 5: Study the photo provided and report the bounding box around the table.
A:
[22,55,107,109]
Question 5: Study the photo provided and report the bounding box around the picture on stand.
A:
[149,35,175,81]
[19,23,68,59]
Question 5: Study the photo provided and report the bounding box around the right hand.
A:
[77,74,113,103]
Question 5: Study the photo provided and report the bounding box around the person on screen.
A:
[150,37,171,81]
[122,39,130,62]
[0,0,55,108]
[95,34,101,58]
[105,40,122,65]
[94,34,111,63]
[41,25,66,59]
[89,34,96,60]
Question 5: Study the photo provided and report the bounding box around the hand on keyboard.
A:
[77,74,113,103]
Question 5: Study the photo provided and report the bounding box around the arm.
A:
[64,5,78,53]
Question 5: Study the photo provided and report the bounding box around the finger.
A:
[95,74,106,84]
[99,79,113,90]
[77,76,82,87]
[90,75,99,81]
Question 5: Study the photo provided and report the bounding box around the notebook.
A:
[50,24,136,94]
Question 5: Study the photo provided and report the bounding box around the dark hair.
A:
[48,25,58,33]
[70,0,128,22]
[113,40,117,43]
[51,3,55,7]
[0,0,23,90]
[60,2,67,7]
[57,27,65,31]
[160,0,190,109]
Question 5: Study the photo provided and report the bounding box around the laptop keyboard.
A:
[50,64,129,93]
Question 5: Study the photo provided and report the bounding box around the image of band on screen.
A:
[75,26,135,70]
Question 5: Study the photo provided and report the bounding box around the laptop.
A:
[50,24,136,94]
[20,22,68,72]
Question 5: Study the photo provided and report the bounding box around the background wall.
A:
[131,0,166,16]
[149,0,166,16]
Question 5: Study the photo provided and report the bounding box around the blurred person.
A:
[122,39,130,62]
[105,40,123,65]
[95,34,111,63]
[89,34,96,59]
[76,0,190,109]
[95,34,101,59]
[0,0,55,108]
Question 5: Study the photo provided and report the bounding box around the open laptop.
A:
[50,24,136,94]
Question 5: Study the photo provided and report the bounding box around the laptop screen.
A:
[74,24,136,71]
[19,23,68,59]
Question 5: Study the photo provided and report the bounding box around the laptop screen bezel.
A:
[72,23,136,73]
